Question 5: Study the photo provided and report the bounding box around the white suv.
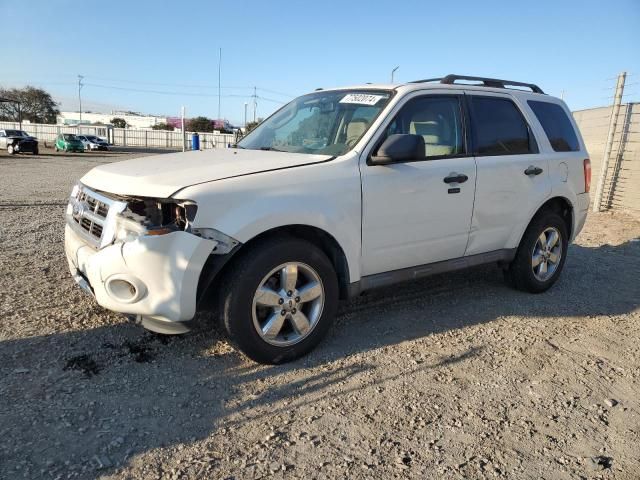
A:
[65,75,591,364]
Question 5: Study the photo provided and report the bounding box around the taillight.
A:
[583,159,591,193]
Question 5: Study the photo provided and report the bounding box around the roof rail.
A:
[410,74,545,94]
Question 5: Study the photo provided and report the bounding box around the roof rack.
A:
[410,74,545,94]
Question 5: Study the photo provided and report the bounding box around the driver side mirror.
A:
[369,134,425,165]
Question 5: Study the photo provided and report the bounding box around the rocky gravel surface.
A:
[1,149,639,479]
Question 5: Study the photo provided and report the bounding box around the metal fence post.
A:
[593,71,626,212]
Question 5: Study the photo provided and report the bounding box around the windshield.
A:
[238,90,392,156]
[63,134,79,141]
[6,130,27,137]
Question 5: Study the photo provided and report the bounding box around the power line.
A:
[83,75,251,90]
[255,87,295,98]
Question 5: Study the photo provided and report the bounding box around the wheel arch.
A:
[517,196,575,247]
[199,224,352,305]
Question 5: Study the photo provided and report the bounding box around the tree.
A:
[151,122,174,131]
[111,117,127,128]
[244,118,263,134]
[187,116,214,133]
[0,86,60,124]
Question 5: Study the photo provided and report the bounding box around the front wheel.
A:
[7,145,15,155]
[219,237,339,364]
[504,211,568,293]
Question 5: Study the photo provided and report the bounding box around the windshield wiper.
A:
[259,146,284,152]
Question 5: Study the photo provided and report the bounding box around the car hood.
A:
[80,148,333,198]
[9,135,36,141]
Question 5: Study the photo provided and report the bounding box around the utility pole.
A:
[391,66,399,83]
[181,105,186,152]
[77,75,84,124]
[253,86,257,122]
[218,47,222,120]
[593,71,626,212]
[244,102,248,127]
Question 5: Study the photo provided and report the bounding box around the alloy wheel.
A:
[531,227,562,282]
[252,262,325,347]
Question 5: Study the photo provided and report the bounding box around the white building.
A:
[57,110,168,129]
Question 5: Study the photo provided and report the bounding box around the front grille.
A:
[67,184,127,248]
[75,191,109,241]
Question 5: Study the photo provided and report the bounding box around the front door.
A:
[360,93,476,276]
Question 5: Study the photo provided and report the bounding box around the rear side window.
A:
[528,100,580,152]
[470,96,532,156]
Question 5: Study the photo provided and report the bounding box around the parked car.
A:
[64,74,591,364]
[55,134,85,153]
[0,129,39,154]
[77,135,109,151]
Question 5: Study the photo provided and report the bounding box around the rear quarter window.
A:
[528,100,580,152]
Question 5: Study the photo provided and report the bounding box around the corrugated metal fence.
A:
[0,121,235,150]
[573,102,640,212]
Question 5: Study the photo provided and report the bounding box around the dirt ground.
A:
[1,148,639,480]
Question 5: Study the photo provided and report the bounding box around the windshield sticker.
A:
[339,93,386,106]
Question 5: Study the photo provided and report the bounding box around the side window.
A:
[470,96,532,156]
[384,96,465,158]
[528,100,580,152]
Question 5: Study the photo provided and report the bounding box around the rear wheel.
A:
[504,211,568,293]
[219,237,339,364]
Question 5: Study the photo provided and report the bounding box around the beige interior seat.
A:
[410,113,454,156]
[346,119,368,146]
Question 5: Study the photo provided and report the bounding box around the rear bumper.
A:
[572,192,590,241]
[64,224,216,327]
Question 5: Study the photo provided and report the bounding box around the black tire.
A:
[504,210,569,293]
[219,236,339,364]
[33,147,39,155]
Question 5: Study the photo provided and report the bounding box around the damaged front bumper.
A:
[65,223,216,333]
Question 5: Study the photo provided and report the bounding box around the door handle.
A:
[524,165,543,176]
[443,173,469,184]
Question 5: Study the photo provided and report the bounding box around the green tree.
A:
[187,116,214,132]
[0,86,60,124]
[111,117,127,128]
[151,122,174,131]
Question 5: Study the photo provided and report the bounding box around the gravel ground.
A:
[1,148,639,479]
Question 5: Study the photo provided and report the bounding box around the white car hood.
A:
[80,148,332,198]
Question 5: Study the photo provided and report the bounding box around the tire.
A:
[7,145,15,155]
[504,210,568,293]
[33,147,39,155]
[219,237,339,364]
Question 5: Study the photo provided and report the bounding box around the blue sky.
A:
[3,0,639,124]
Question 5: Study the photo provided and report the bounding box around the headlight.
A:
[115,215,148,242]
[114,198,198,242]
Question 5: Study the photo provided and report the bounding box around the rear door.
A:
[360,92,476,275]
[464,93,551,256]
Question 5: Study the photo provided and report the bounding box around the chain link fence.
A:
[0,121,235,150]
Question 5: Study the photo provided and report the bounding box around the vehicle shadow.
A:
[0,240,638,479]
